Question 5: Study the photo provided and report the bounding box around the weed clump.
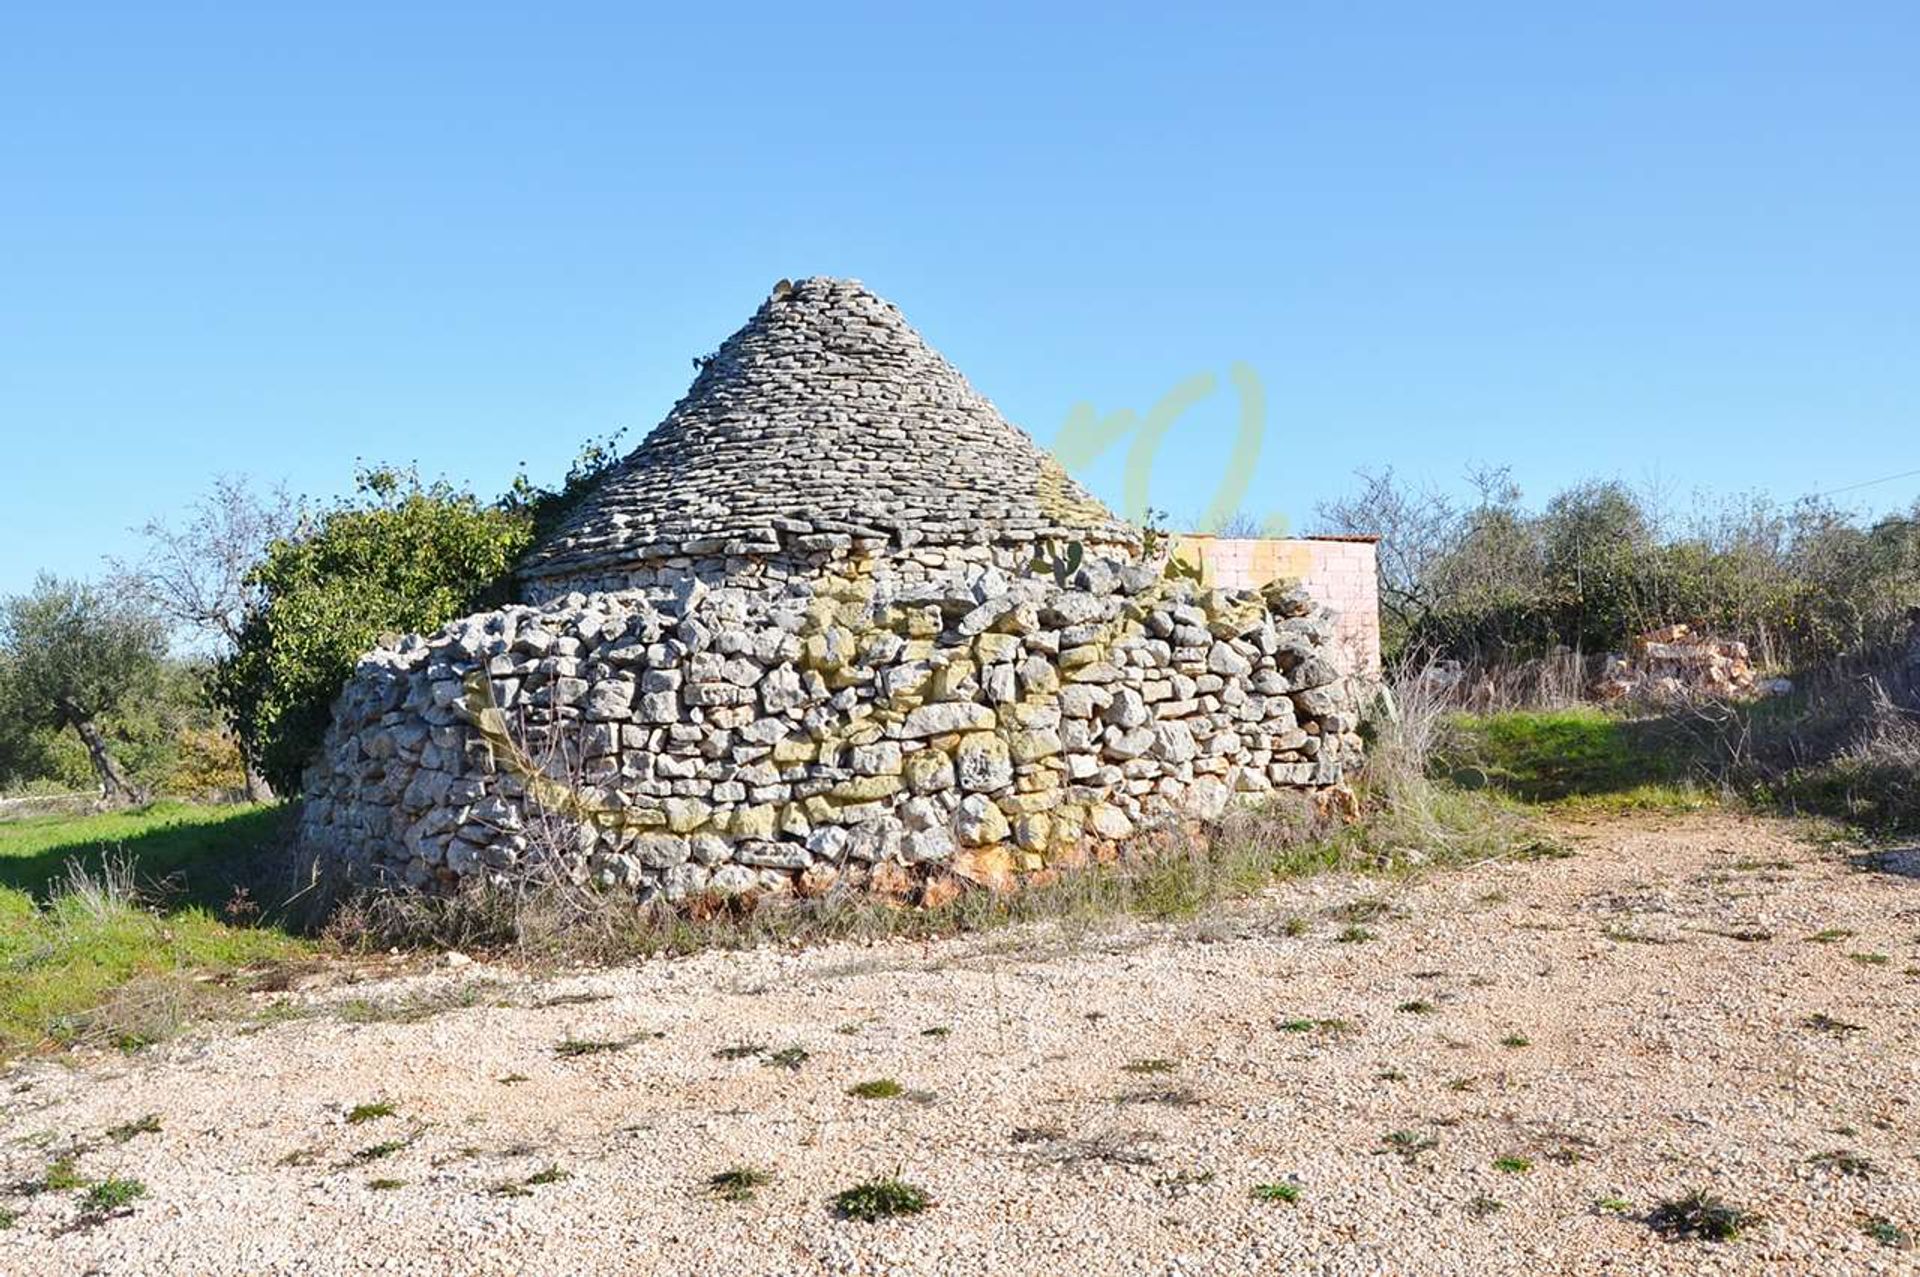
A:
[833,1175,931,1221]
[82,1177,146,1212]
[106,1114,162,1142]
[847,1079,904,1100]
[1647,1189,1757,1242]
[708,1166,772,1202]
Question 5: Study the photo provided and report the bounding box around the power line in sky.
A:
[1813,466,1920,498]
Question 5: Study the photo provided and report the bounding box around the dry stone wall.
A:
[298,557,1363,898]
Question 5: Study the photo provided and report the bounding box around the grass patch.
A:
[708,1166,771,1202]
[367,1178,405,1191]
[1335,925,1375,944]
[766,1045,809,1071]
[82,1177,146,1212]
[1807,1149,1876,1177]
[1493,1155,1532,1174]
[524,1165,572,1185]
[1848,952,1891,967]
[553,1036,635,1057]
[1444,708,1707,809]
[1381,1129,1438,1161]
[847,1078,904,1100]
[1396,999,1436,1014]
[1250,1181,1300,1203]
[1499,1032,1530,1048]
[346,1101,396,1124]
[106,1113,161,1142]
[352,1139,407,1163]
[39,1155,86,1191]
[1278,1016,1350,1035]
[1121,1057,1178,1074]
[0,858,305,1061]
[1647,1189,1757,1242]
[832,1175,931,1221]
[1862,1215,1913,1249]
[0,801,283,901]
[1808,928,1856,943]
[1466,1193,1505,1218]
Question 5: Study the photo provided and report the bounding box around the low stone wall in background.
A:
[298,558,1365,900]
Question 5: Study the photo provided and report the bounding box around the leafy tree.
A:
[214,467,536,794]
[1319,468,1920,667]
[113,474,294,799]
[0,576,167,802]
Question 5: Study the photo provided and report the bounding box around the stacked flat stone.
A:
[519,277,1138,601]
[298,561,1362,897]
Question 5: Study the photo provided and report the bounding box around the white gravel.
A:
[2,811,1916,1276]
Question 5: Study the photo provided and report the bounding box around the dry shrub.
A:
[60,973,233,1052]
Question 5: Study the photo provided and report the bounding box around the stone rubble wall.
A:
[298,558,1364,900]
[523,539,1141,610]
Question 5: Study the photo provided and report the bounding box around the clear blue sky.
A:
[3,3,1915,596]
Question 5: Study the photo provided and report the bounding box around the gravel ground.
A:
[3,811,1917,1276]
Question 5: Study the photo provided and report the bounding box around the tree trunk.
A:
[68,713,144,805]
[242,759,276,803]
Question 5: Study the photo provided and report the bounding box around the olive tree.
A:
[0,576,167,802]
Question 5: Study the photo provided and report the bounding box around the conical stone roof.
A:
[520,277,1138,582]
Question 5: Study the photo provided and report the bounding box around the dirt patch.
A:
[2,812,1916,1275]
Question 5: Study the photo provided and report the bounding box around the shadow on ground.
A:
[1848,847,1920,880]
[1441,708,1704,803]
[0,802,293,911]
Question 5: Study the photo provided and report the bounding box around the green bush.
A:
[1321,468,1920,667]
[214,468,535,794]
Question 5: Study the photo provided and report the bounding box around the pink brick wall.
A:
[1171,535,1381,676]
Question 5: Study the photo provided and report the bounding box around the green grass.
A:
[347,1101,396,1124]
[39,1156,86,1191]
[708,1166,772,1202]
[0,801,283,902]
[553,1036,634,1057]
[832,1175,931,1221]
[107,1113,162,1142]
[1445,708,1711,811]
[1493,1155,1532,1174]
[1250,1181,1300,1203]
[82,1177,146,1212]
[847,1078,904,1099]
[1861,1215,1913,1249]
[0,802,309,1062]
[1646,1188,1757,1242]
